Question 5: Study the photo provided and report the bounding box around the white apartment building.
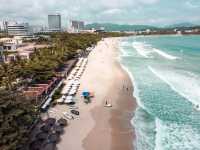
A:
[7,21,29,36]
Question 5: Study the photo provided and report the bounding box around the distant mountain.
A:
[165,22,196,28]
[85,23,158,31]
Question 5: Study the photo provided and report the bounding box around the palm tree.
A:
[0,63,17,90]
[0,89,38,150]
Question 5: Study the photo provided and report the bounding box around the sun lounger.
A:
[63,112,74,120]
[68,105,79,109]
[71,110,79,115]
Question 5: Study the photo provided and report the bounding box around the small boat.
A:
[104,100,112,107]
[71,110,80,115]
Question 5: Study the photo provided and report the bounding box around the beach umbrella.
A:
[45,118,56,126]
[43,143,56,150]
[57,118,68,126]
[29,140,43,150]
[53,125,64,134]
[66,95,73,99]
[36,132,48,141]
[48,133,60,143]
[40,124,51,133]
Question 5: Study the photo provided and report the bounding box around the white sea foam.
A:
[155,118,200,150]
[120,41,130,47]
[132,41,179,60]
[120,63,145,109]
[153,48,179,60]
[133,108,156,150]
[148,66,200,109]
[119,47,132,57]
[132,42,152,58]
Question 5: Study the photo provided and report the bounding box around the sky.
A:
[0,0,200,27]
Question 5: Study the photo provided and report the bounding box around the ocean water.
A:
[118,35,200,150]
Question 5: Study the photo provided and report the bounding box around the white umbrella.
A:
[57,98,64,103]
[71,87,78,90]
[66,96,73,100]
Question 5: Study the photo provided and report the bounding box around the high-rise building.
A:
[69,20,85,32]
[48,14,61,32]
[7,22,29,36]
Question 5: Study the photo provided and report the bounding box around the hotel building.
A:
[48,14,61,32]
[69,20,85,33]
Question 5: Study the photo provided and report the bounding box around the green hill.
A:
[85,23,158,31]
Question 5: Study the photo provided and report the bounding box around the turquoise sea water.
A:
[119,35,200,150]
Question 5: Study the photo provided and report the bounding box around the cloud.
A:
[138,0,159,4]
[0,0,200,26]
[185,1,200,8]
[101,9,124,15]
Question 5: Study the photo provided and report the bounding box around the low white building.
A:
[7,21,29,36]
[1,37,23,50]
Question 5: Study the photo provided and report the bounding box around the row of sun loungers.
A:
[57,58,88,104]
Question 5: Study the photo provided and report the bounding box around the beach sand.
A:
[51,38,137,150]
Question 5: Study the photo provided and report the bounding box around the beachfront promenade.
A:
[42,38,137,150]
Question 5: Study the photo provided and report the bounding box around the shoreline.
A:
[82,38,137,150]
[52,37,137,150]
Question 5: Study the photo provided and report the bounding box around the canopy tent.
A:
[82,90,90,97]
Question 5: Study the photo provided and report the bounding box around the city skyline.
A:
[0,0,200,26]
